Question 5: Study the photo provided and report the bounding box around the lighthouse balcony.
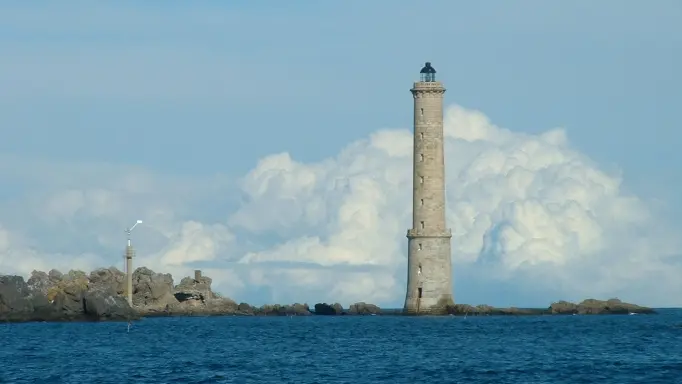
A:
[412,81,444,88]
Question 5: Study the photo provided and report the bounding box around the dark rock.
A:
[257,304,282,316]
[238,302,253,314]
[51,281,139,321]
[202,297,238,314]
[83,288,137,320]
[258,303,311,316]
[1,273,138,323]
[173,291,204,303]
[574,298,655,315]
[1,275,61,322]
[314,302,344,315]
[445,304,546,316]
[348,302,381,315]
[52,286,84,319]
[29,293,56,321]
[549,300,577,314]
[287,303,312,316]
[0,275,35,321]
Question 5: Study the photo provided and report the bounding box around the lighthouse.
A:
[403,62,454,315]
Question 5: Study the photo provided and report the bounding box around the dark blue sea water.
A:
[2,310,682,383]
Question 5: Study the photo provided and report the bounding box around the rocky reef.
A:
[0,266,656,323]
[441,299,656,316]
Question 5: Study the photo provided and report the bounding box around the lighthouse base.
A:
[403,294,455,316]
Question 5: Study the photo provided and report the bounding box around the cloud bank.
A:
[1,104,679,307]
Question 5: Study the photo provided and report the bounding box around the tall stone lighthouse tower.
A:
[403,62,454,315]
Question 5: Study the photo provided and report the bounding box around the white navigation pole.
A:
[124,219,143,307]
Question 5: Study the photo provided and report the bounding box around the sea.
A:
[1,309,682,383]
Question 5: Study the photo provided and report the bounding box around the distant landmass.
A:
[0,267,656,323]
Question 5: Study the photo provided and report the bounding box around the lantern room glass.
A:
[420,72,435,82]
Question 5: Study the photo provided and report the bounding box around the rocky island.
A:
[0,267,656,323]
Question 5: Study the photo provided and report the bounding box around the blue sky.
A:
[0,1,680,308]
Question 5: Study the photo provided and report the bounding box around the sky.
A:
[0,1,680,308]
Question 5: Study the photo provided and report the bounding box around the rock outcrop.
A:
[314,302,344,315]
[0,273,137,322]
[440,298,656,316]
[132,267,176,311]
[174,271,213,304]
[27,269,63,296]
[548,298,655,315]
[348,302,381,315]
[444,304,544,316]
[253,303,312,316]
[138,269,242,316]
[0,275,52,322]
[90,267,125,295]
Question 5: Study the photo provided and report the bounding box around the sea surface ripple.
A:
[2,309,682,383]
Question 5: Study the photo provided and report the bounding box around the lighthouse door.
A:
[417,287,423,313]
